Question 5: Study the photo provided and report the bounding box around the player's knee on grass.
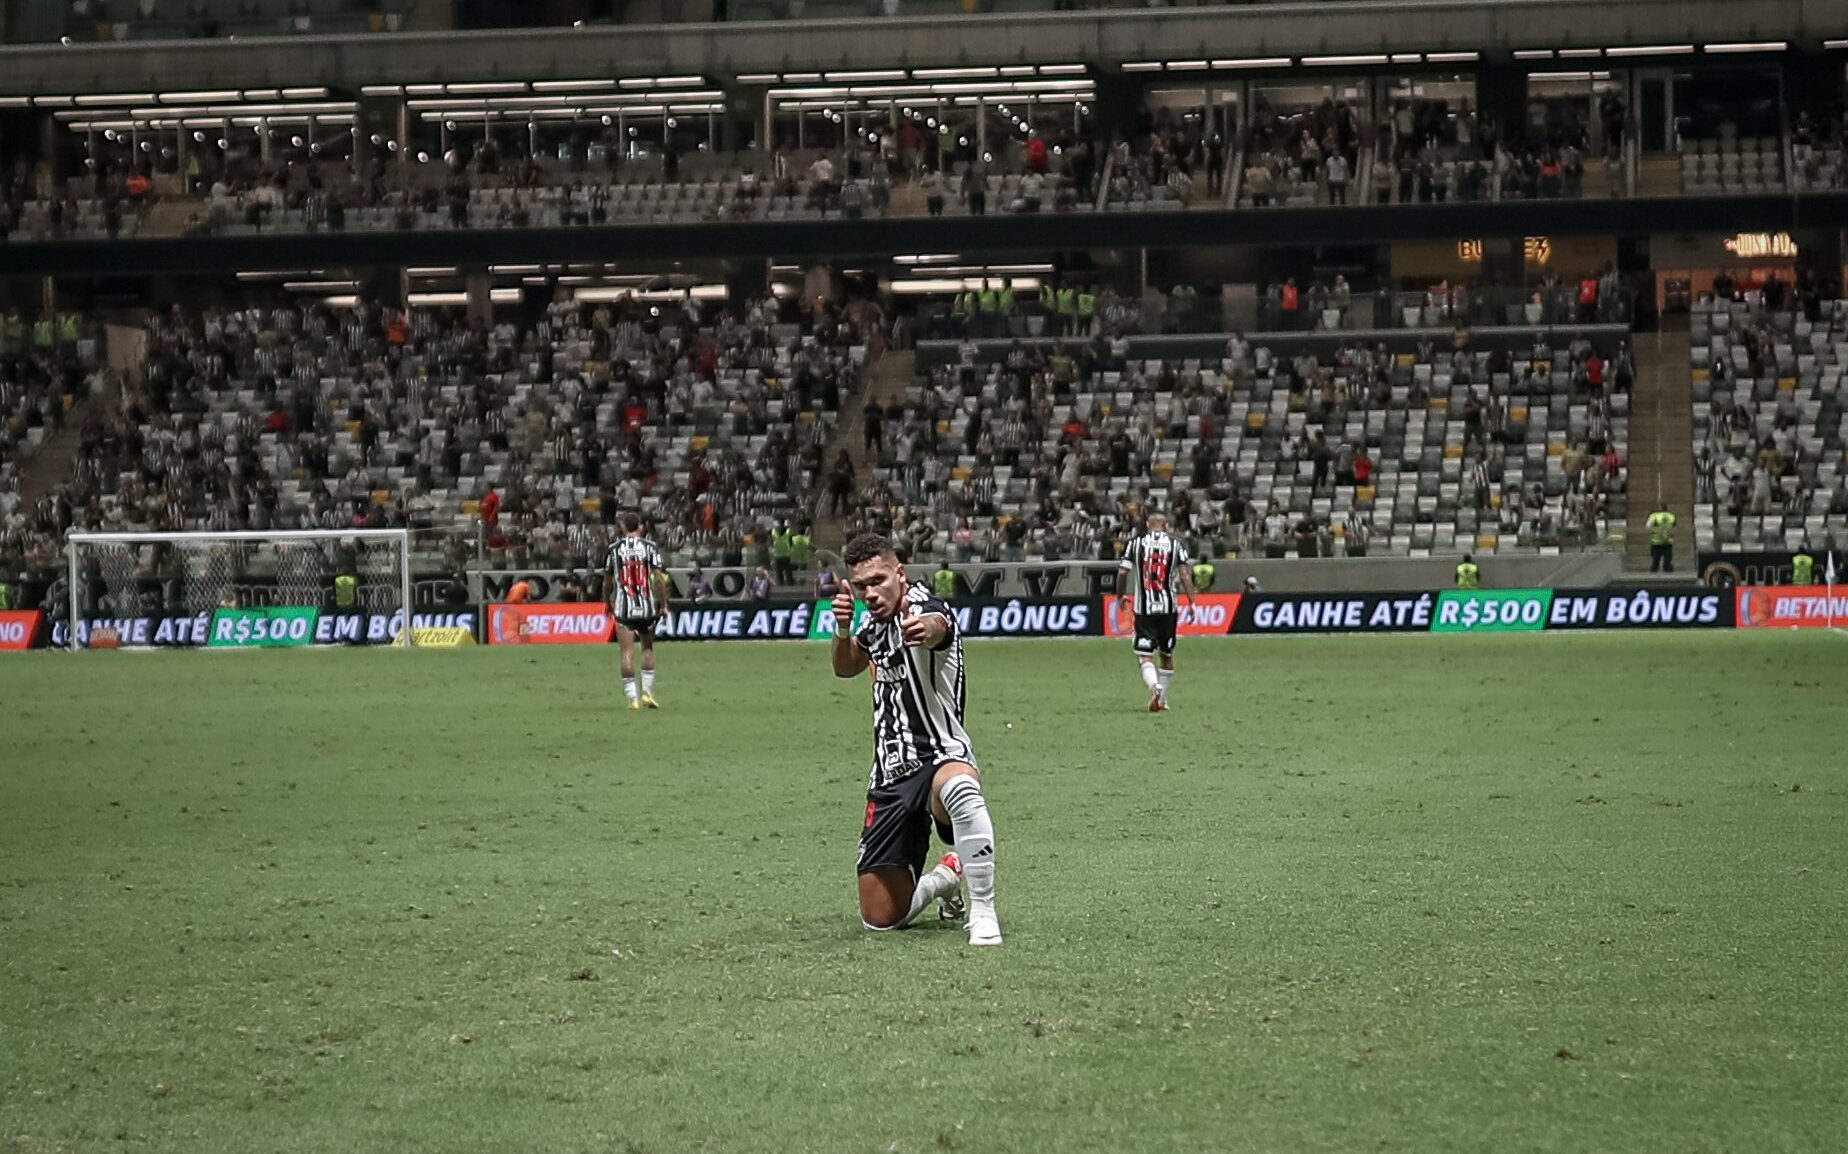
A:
[859,870,914,930]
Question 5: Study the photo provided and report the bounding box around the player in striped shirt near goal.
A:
[607,512,671,710]
[1117,512,1197,712]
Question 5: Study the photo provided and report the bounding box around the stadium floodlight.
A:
[66,529,415,651]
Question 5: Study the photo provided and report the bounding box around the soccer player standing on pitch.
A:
[1117,512,1196,712]
[609,512,670,710]
[831,532,1002,947]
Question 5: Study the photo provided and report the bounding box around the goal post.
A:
[64,529,415,651]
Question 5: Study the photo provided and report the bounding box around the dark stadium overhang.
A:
[6,195,1848,278]
[0,0,1837,96]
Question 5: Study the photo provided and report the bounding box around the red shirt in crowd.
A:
[479,490,500,528]
[1354,453,1373,485]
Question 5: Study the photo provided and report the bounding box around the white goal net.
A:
[65,529,414,650]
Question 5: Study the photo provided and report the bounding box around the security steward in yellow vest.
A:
[1647,505,1677,573]
[1455,554,1481,589]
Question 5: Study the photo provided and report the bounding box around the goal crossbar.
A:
[66,529,415,650]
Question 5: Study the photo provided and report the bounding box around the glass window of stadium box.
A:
[1670,67,1787,197]
[1240,80,1368,209]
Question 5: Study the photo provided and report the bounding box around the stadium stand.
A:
[0,316,107,581]
[1689,286,1848,554]
[849,326,1630,563]
[11,299,872,578]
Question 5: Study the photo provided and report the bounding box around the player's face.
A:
[850,553,906,620]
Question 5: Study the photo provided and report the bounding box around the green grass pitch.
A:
[2,634,1845,1153]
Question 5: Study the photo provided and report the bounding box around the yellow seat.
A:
[1332,523,1348,539]
[800,411,819,423]
[1691,368,1710,383]
[1355,485,1375,504]
[1533,360,1551,375]
[938,419,952,436]
[1428,396,1449,411]
[691,435,710,452]
[1476,534,1500,552]
[1777,377,1797,392]
[371,490,390,506]
[1489,493,1502,510]
[461,499,480,515]
[1547,442,1566,457]
[1396,354,1416,368]
[1444,444,1464,459]
[1153,461,1176,480]
[1510,406,1529,423]
[581,497,602,514]
[952,466,973,481]
[1246,412,1267,430]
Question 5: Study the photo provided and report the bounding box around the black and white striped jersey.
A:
[1119,530,1189,616]
[854,583,974,788]
[607,535,664,619]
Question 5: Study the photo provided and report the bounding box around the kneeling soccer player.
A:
[831,532,1001,947]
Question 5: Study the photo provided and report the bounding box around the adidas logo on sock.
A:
[970,845,994,859]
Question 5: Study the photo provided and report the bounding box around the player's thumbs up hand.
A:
[900,604,937,648]
[832,581,856,628]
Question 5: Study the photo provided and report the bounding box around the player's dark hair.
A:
[843,532,895,568]
[620,512,642,533]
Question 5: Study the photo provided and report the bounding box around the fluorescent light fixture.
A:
[1122,62,1164,72]
[1513,49,1555,60]
[1556,47,1603,58]
[360,85,404,96]
[322,296,361,310]
[622,76,704,88]
[408,267,459,276]
[32,96,75,108]
[999,66,1037,77]
[490,264,545,274]
[736,73,780,84]
[781,72,823,83]
[1167,60,1210,71]
[1605,44,1692,57]
[1426,51,1480,63]
[1704,41,1787,54]
[1302,54,1390,66]
[574,285,728,303]
[1531,71,1595,82]
[281,280,360,292]
[159,89,242,103]
[242,89,281,101]
[825,70,906,82]
[447,82,528,95]
[407,289,520,306]
[405,84,446,96]
[894,253,961,264]
[0,97,30,108]
[280,87,330,99]
[73,94,156,106]
[1827,39,1848,50]
[1211,56,1291,69]
[1390,54,1422,64]
[913,67,998,79]
[533,79,619,92]
[1038,64,1088,75]
[891,278,1041,295]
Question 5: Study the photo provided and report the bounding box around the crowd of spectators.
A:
[1694,270,1848,534]
[1240,98,1364,208]
[0,316,112,582]
[2,293,875,587]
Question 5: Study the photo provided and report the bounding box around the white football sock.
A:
[623,677,639,702]
[1157,668,1174,702]
[642,668,655,696]
[1139,661,1160,692]
[939,775,995,912]
[863,860,959,932]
